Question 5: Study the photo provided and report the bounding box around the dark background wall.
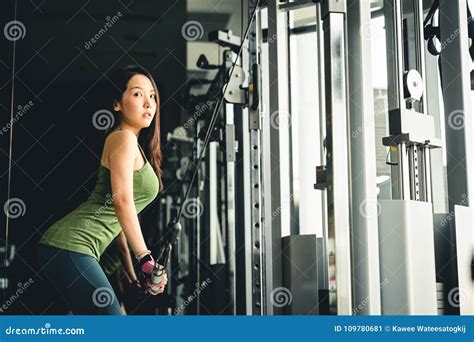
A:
[0,0,187,314]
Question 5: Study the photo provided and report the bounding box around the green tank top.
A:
[39,132,159,261]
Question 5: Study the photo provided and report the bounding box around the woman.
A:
[37,65,168,315]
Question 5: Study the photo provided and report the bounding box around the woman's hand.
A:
[138,254,168,295]
[146,272,168,295]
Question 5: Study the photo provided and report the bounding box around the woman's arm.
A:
[115,231,138,282]
[108,130,148,258]
[108,130,167,295]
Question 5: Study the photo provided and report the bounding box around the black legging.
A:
[37,244,123,315]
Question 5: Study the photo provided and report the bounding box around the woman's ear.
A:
[113,100,121,112]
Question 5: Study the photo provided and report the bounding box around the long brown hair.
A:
[106,65,163,188]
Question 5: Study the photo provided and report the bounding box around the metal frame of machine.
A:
[164,0,473,316]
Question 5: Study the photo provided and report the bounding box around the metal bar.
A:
[315,0,329,293]
[397,142,412,199]
[413,0,432,203]
[209,142,218,265]
[384,0,405,111]
[424,36,447,212]
[233,92,253,314]
[248,6,265,315]
[439,0,473,209]
[196,120,204,315]
[250,129,265,314]
[418,146,426,202]
[322,0,353,314]
[408,146,419,200]
[238,0,257,315]
[424,147,432,204]
[264,0,287,315]
[346,0,382,315]
[439,0,474,315]
[384,0,412,200]
[413,0,428,114]
[237,107,254,314]
[225,103,237,314]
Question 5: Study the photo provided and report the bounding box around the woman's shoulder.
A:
[105,129,137,149]
[101,129,139,167]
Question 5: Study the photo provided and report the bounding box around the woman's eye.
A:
[134,92,142,96]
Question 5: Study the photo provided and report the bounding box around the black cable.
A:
[424,0,439,27]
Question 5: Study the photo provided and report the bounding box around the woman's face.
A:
[113,74,158,129]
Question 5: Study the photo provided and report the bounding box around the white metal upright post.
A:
[321,0,353,315]
[264,0,288,315]
[346,0,381,315]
